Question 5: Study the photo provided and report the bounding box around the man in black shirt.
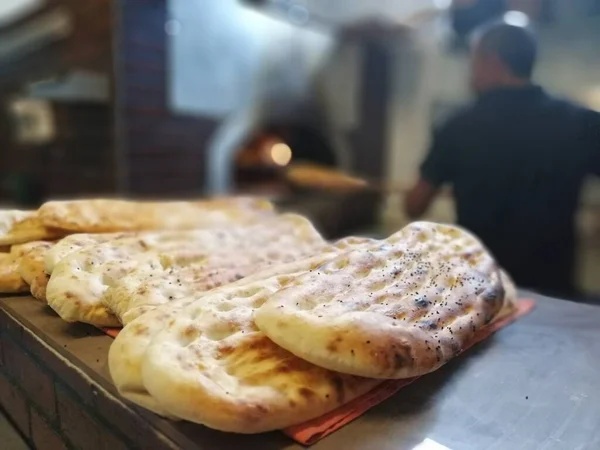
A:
[405,22,600,298]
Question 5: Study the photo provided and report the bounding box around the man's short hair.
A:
[474,22,538,78]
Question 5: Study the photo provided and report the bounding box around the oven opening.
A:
[233,122,380,239]
[234,124,337,197]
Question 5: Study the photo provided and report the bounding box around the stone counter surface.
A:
[0,295,599,450]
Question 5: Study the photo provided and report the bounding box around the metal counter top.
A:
[1,294,599,450]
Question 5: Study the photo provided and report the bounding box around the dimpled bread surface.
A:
[108,237,375,417]
[0,212,63,246]
[101,214,327,324]
[46,215,325,327]
[46,229,228,327]
[140,278,380,433]
[44,233,134,274]
[254,222,505,379]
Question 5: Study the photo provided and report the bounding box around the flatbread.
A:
[0,210,32,236]
[47,215,324,327]
[37,197,274,233]
[47,248,161,327]
[15,241,54,283]
[0,241,49,293]
[44,233,133,274]
[103,216,327,325]
[106,236,373,326]
[108,237,372,415]
[109,253,378,432]
[17,241,55,302]
[106,266,246,326]
[141,277,380,433]
[255,222,505,379]
[109,255,338,416]
[0,212,63,246]
[0,252,28,293]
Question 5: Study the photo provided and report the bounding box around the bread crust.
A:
[255,222,505,379]
[38,198,274,233]
[16,241,55,301]
[108,243,372,423]
[0,212,63,246]
[47,215,325,327]
[0,253,28,293]
[129,260,380,432]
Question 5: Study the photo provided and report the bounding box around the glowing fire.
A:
[268,142,293,167]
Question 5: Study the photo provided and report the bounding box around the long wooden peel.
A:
[284,164,409,193]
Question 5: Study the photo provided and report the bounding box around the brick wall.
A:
[0,0,113,90]
[41,103,115,197]
[116,0,219,197]
[0,307,177,450]
[0,0,117,202]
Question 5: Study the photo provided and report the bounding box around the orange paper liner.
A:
[101,299,536,446]
[103,327,119,338]
[283,299,536,445]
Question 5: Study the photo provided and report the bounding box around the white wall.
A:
[167,0,336,193]
[298,0,439,25]
[0,0,43,27]
[167,0,332,119]
[167,0,445,194]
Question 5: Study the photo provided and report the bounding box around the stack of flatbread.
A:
[0,199,519,434]
[46,213,327,326]
[108,221,519,434]
[0,209,63,294]
[0,197,276,298]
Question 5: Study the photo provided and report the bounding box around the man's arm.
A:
[404,122,456,219]
[405,179,440,219]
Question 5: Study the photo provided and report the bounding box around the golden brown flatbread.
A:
[255,222,505,379]
[0,210,31,233]
[17,241,55,302]
[103,215,327,325]
[111,251,380,432]
[44,233,134,274]
[37,198,274,233]
[0,212,63,246]
[46,214,325,327]
[0,253,28,294]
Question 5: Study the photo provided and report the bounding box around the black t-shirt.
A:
[421,85,600,294]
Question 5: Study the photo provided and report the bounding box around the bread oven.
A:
[233,125,337,196]
[173,1,435,238]
[0,0,114,205]
[232,124,373,238]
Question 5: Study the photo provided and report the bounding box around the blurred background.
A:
[0,0,599,294]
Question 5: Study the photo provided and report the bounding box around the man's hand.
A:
[404,179,439,219]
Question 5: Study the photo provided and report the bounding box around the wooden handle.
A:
[285,164,409,194]
[285,164,454,198]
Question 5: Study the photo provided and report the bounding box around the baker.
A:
[405,21,600,299]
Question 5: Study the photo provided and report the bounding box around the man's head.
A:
[470,21,538,95]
